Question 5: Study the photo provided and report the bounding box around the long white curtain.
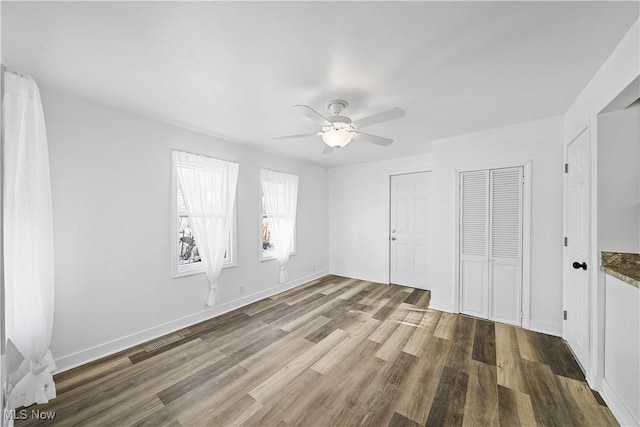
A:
[4,71,57,409]
[260,169,299,284]
[173,151,238,307]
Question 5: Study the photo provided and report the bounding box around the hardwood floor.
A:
[16,276,617,426]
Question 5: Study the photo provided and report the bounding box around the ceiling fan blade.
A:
[352,132,393,146]
[351,107,405,129]
[273,132,321,140]
[292,105,333,127]
[322,145,337,155]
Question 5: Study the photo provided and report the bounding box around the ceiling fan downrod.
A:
[327,99,348,116]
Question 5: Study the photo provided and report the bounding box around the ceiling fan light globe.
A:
[322,128,353,148]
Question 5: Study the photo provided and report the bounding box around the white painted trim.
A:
[453,168,461,313]
[521,161,532,329]
[260,250,296,263]
[428,299,456,313]
[453,160,532,329]
[528,319,562,337]
[588,116,603,390]
[601,378,639,427]
[455,159,533,174]
[388,166,433,176]
[54,269,329,374]
[328,269,383,285]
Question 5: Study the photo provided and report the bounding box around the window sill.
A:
[260,252,296,262]
[173,261,236,278]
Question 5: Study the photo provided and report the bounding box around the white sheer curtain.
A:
[3,70,57,409]
[260,169,299,284]
[173,151,238,307]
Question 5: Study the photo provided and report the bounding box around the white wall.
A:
[564,18,640,391]
[598,101,640,253]
[431,116,565,335]
[603,274,640,426]
[0,2,5,421]
[42,87,329,372]
[565,20,639,139]
[328,154,433,284]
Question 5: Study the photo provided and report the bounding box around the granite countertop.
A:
[601,252,640,289]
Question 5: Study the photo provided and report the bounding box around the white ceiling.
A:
[3,1,638,167]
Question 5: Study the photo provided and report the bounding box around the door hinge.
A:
[563,310,567,320]
[564,237,568,247]
[564,163,569,173]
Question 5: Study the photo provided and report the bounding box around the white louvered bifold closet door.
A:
[489,167,523,325]
[460,170,490,319]
[460,167,523,325]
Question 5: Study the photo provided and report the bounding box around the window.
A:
[177,179,203,268]
[261,193,296,260]
[260,169,298,262]
[172,154,236,278]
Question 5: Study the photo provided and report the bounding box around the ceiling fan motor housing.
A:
[323,102,354,147]
[323,115,353,132]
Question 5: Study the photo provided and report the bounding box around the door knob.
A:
[391,237,397,241]
[572,261,587,270]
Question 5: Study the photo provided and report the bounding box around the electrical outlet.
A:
[239,285,245,295]
[312,264,316,271]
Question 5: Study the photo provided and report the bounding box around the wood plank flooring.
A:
[16,276,617,426]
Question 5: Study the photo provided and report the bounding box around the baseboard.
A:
[328,269,387,284]
[54,270,330,374]
[428,299,456,313]
[425,301,562,338]
[528,319,562,337]
[601,378,639,426]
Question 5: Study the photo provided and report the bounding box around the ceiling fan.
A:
[274,99,405,154]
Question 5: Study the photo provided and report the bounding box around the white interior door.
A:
[565,131,591,370]
[460,167,523,326]
[390,172,432,289]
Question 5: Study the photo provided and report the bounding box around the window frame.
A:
[259,183,296,262]
[171,154,237,278]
